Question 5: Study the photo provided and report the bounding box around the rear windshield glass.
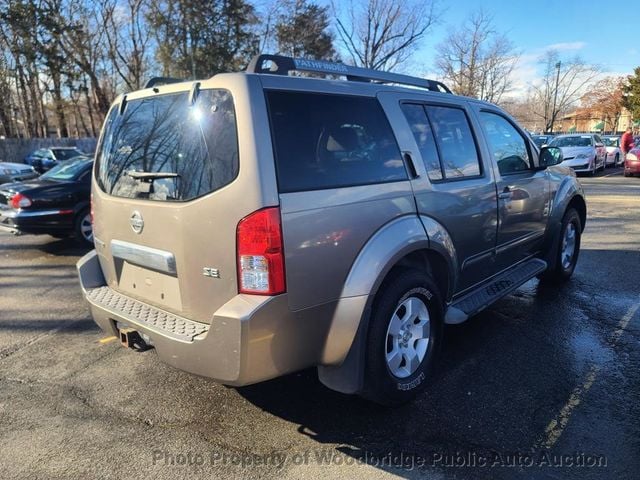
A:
[95,89,238,201]
[52,148,84,160]
[266,91,406,193]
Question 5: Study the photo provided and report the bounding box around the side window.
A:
[425,106,481,179]
[400,103,442,180]
[266,91,407,193]
[479,111,531,175]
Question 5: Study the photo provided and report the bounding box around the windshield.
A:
[52,148,84,160]
[532,135,550,147]
[603,137,619,147]
[95,89,238,202]
[549,136,592,147]
[40,158,91,181]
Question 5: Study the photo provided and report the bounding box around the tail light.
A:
[237,207,286,295]
[11,193,32,209]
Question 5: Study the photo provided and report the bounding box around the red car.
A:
[624,146,640,177]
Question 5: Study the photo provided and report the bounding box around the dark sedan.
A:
[24,147,86,173]
[0,157,93,245]
[0,162,39,184]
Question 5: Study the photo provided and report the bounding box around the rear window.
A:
[266,91,406,193]
[52,148,83,160]
[96,89,238,201]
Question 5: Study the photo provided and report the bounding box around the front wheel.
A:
[361,269,443,406]
[542,208,581,282]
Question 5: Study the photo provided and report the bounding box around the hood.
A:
[0,162,35,171]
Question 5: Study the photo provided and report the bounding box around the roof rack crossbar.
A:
[144,77,185,89]
[246,54,451,93]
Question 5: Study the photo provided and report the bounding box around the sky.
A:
[329,0,638,97]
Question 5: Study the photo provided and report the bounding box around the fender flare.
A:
[318,214,457,394]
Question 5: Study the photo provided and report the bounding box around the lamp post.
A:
[550,61,561,133]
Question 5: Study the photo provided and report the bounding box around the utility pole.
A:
[550,61,561,133]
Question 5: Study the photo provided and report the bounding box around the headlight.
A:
[627,153,638,161]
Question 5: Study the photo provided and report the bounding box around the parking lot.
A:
[0,168,638,479]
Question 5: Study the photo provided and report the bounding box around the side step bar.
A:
[445,258,547,324]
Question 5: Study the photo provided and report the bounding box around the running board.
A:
[445,258,547,324]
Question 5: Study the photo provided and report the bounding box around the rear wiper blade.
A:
[126,171,180,182]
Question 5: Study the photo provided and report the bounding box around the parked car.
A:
[0,157,93,245]
[624,146,640,177]
[24,147,86,173]
[548,134,607,175]
[602,136,622,167]
[77,54,586,406]
[531,134,555,147]
[0,162,38,184]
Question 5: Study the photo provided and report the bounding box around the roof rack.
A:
[246,54,451,94]
[144,77,185,89]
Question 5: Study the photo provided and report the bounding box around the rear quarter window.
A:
[266,91,407,193]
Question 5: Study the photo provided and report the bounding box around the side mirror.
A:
[539,146,563,168]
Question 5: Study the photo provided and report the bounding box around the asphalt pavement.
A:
[0,167,639,480]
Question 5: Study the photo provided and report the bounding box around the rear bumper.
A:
[77,250,335,386]
[0,207,74,235]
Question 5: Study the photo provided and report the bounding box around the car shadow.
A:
[233,248,638,477]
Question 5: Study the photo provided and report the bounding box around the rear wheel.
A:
[74,209,93,247]
[542,208,581,282]
[361,269,443,406]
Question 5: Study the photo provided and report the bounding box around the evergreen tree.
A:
[275,0,336,60]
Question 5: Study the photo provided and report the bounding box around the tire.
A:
[361,269,444,406]
[74,209,94,247]
[541,208,581,282]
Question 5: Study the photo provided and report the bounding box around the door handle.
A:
[403,152,419,179]
[498,187,512,200]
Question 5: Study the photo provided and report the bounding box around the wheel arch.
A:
[318,216,456,394]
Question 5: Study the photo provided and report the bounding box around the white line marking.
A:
[537,297,640,449]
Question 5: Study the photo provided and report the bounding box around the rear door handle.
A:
[498,187,512,200]
[403,152,419,179]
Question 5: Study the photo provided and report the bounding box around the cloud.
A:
[543,41,587,52]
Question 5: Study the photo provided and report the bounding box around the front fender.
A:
[542,171,586,263]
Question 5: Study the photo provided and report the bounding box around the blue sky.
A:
[326,0,638,94]
[419,0,637,73]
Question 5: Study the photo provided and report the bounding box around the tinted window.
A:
[266,91,406,193]
[96,89,238,201]
[425,106,481,179]
[401,104,442,181]
[479,112,531,175]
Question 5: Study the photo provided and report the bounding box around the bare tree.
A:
[530,50,601,132]
[100,0,151,91]
[578,76,625,132]
[332,0,438,71]
[434,10,518,103]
